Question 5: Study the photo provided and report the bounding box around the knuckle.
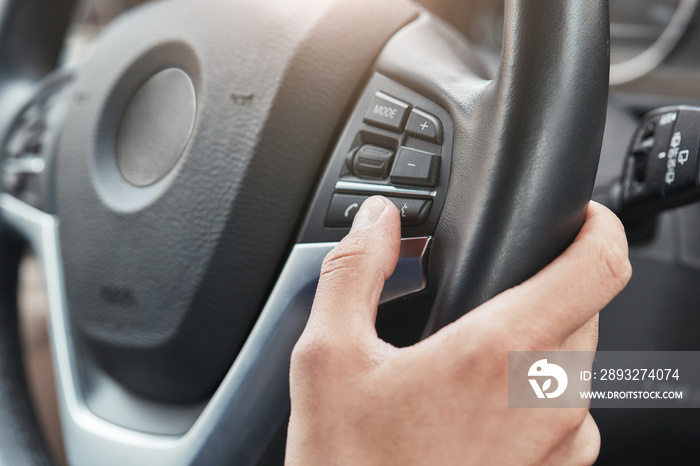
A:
[577,437,601,466]
[575,408,593,427]
[559,408,590,437]
[589,237,632,295]
[544,414,600,466]
[574,420,601,466]
[290,333,336,376]
[320,237,369,281]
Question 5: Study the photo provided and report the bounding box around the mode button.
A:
[364,92,410,133]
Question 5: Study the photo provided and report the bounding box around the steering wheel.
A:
[0,0,609,464]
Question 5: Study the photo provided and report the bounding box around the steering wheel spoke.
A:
[0,71,74,214]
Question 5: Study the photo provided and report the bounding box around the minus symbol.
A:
[407,163,416,167]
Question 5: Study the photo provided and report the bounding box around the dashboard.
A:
[419,0,700,107]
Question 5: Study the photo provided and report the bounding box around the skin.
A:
[286,196,631,465]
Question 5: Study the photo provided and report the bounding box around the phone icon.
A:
[344,203,359,218]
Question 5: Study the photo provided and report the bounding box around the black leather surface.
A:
[378,0,610,332]
[0,234,51,466]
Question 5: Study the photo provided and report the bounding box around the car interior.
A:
[1,0,699,464]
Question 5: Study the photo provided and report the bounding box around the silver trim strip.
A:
[380,236,429,304]
[335,180,437,198]
[0,193,429,465]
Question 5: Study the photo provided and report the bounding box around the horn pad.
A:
[55,0,416,402]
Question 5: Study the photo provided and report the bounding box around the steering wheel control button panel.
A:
[326,194,432,228]
[405,108,443,143]
[352,144,395,179]
[363,91,410,132]
[299,73,452,243]
[1,73,73,211]
[390,146,440,187]
[621,107,700,222]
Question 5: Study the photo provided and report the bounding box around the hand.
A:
[286,196,631,465]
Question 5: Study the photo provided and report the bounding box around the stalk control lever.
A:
[620,106,700,223]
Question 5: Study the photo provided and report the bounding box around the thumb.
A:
[306,196,401,343]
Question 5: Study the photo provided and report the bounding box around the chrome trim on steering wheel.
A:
[335,180,438,198]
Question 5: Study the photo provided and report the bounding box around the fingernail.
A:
[351,196,387,231]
